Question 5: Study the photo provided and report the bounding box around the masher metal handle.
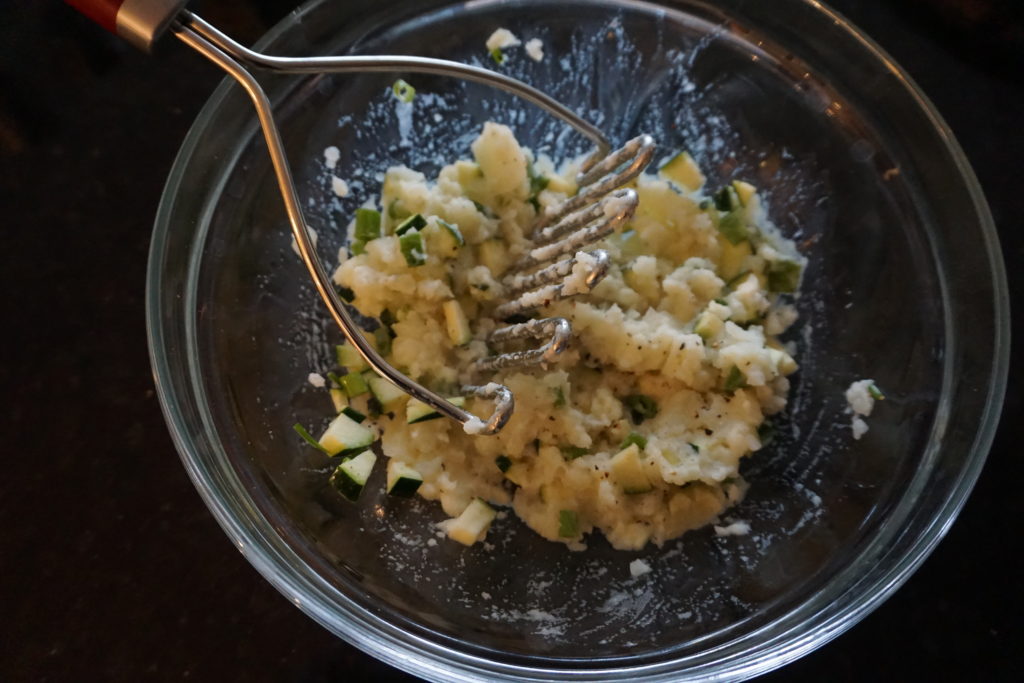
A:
[63,0,622,435]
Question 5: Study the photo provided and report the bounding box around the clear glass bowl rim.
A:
[146,0,1010,680]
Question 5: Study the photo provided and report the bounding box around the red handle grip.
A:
[64,0,187,51]
[65,0,123,34]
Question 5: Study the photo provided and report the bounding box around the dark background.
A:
[1,0,1021,680]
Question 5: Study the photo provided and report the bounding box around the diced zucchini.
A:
[399,230,427,266]
[318,412,376,456]
[367,375,410,413]
[336,343,369,373]
[387,198,411,221]
[338,371,369,398]
[341,406,367,423]
[442,498,496,546]
[503,462,528,486]
[768,348,798,375]
[718,236,753,280]
[386,460,423,497]
[406,395,467,424]
[395,213,427,236]
[336,285,355,302]
[732,180,757,206]
[694,310,721,340]
[354,208,381,242]
[437,218,465,248]
[766,259,802,293]
[442,299,473,346]
[477,239,510,277]
[329,388,348,413]
[610,443,653,494]
[713,185,741,212]
[659,151,705,191]
[558,509,580,538]
[329,449,377,501]
[717,210,748,245]
[455,160,487,202]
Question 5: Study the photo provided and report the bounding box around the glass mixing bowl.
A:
[147,0,1009,679]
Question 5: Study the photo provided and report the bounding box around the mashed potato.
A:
[327,122,803,550]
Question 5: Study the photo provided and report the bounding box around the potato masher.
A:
[66,0,655,435]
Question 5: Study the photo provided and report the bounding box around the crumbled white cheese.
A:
[486,28,521,52]
[463,416,488,435]
[846,379,878,440]
[307,372,326,388]
[629,559,652,577]
[331,175,349,197]
[845,379,876,416]
[323,145,340,170]
[524,38,544,62]
[713,521,751,537]
[851,415,869,440]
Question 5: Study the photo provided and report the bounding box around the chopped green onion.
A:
[495,455,512,473]
[391,79,416,103]
[560,446,589,460]
[558,509,579,537]
[489,47,506,65]
[688,442,700,452]
[868,384,885,401]
[527,162,550,196]
[399,230,427,266]
[354,208,381,241]
[326,371,344,388]
[620,432,648,450]
[757,420,775,447]
[350,240,367,256]
[395,213,427,236]
[723,365,747,393]
[293,423,328,453]
[553,387,566,408]
[336,285,355,302]
[623,394,659,423]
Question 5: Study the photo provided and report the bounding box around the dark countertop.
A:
[1,1,1020,680]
